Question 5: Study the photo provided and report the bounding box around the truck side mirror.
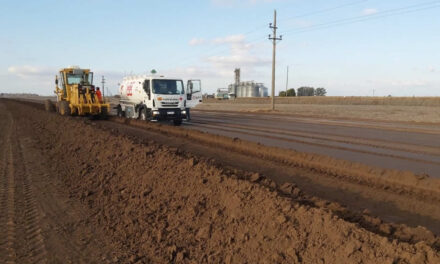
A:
[55,76,59,85]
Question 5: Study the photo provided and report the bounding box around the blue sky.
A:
[1,0,439,96]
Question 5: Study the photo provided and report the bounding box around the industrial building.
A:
[228,68,268,98]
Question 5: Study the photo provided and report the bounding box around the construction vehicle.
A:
[117,75,200,126]
[45,66,110,117]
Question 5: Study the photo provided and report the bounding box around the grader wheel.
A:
[59,101,71,116]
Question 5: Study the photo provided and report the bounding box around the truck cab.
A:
[118,75,190,125]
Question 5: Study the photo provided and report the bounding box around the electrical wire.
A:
[173,0,369,67]
[279,0,440,36]
[278,0,368,22]
[176,1,440,68]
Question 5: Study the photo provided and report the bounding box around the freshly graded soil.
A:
[2,99,440,263]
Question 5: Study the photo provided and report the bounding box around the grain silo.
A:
[227,68,268,98]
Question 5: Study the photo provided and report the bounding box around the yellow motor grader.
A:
[45,66,109,117]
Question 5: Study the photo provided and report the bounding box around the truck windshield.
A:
[66,73,93,85]
[152,80,184,95]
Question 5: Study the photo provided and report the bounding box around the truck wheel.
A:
[59,101,71,116]
[44,99,55,112]
[173,119,182,126]
[139,108,147,121]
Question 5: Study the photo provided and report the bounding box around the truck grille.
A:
[161,102,179,107]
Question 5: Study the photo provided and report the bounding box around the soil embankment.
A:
[2,99,440,263]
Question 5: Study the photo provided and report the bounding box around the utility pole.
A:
[285,65,289,95]
[101,76,106,97]
[269,10,282,110]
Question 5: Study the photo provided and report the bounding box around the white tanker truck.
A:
[117,75,201,126]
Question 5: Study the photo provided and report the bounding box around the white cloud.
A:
[362,8,378,16]
[212,34,246,44]
[188,34,247,46]
[5,65,125,96]
[428,66,436,73]
[205,35,270,69]
[7,65,55,79]
[189,38,206,46]
[177,34,272,92]
[207,53,270,68]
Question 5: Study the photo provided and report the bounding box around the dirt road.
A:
[2,99,440,263]
[0,101,119,263]
[188,110,440,177]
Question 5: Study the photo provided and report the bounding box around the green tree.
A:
[297,87,315,96]
[286,88,296,97]
[279,89,296,97]
[314,87,327,96]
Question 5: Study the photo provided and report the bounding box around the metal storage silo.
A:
[227,68,268,98]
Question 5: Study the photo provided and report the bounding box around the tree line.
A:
[279,87,327,97]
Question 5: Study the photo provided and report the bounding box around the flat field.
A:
[198,97,440,123]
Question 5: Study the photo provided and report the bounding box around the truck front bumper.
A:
[152,108,185,120]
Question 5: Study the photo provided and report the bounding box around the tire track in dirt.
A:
[195,109,440,135]
[19,135,117,263]
[0,99,119,263]
[17,138,49,264]
[0,111,17,264]
[0,103,48,263]
[192,118,440,156]
[190,121,440,166]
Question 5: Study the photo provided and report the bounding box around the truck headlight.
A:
[153,111,159,116]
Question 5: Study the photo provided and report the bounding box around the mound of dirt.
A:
[111,116,440,198]
[7,100,440,263]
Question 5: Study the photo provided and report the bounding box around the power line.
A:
[174,1,440,69]
[173,0,369,67]
[278,0,368,22]
[280,0,440,36]
[243,0,368,35]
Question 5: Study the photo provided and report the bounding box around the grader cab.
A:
[45,66,109,117]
